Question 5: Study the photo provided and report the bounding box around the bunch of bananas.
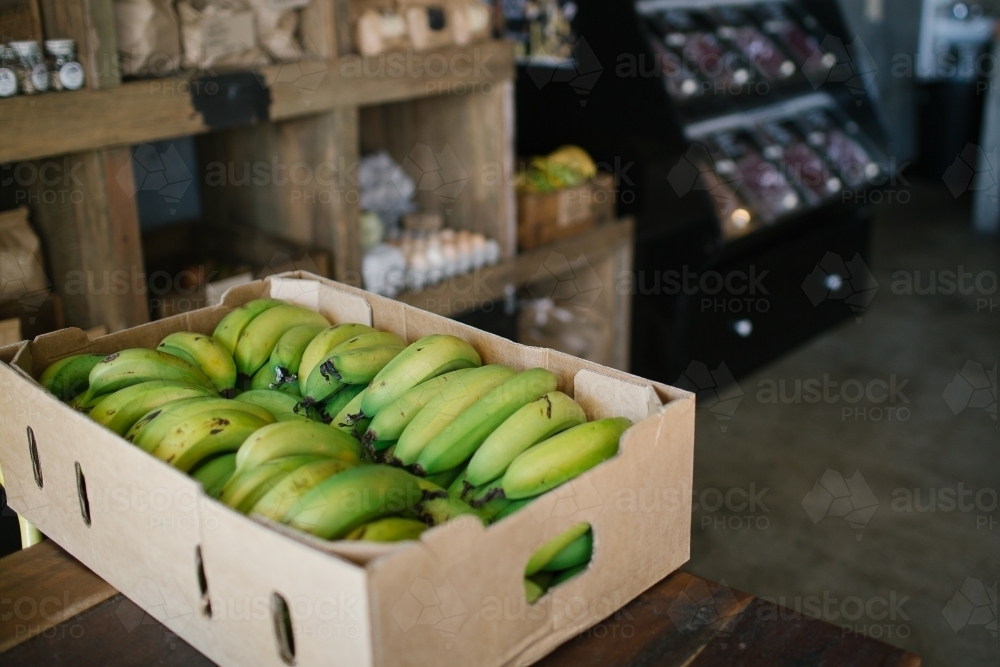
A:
[38,298,631,565]
[517,145,598,193]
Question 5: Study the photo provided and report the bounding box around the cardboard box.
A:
[517,173,617,251]
[0,272,693,667]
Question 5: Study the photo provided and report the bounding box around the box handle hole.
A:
[75,462,90,526]
[271,592,296,665]
[28,427,43,489]
[524,523,593,604]
[196,546,212,618]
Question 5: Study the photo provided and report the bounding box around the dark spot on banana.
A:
[544,395,552,419]
[210,428,223,435]
[107,409,116,415]
[102,353,119,362]
[410,464,426,477]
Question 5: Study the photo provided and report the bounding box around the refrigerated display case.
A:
[512,0,893,381]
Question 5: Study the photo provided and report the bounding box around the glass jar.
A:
[0,45,18,98]
[45,39,85,91]
[9,40,49,95]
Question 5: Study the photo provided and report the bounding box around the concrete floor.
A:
[682,181,999,667]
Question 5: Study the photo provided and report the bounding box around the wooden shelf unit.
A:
[2,0,633,369]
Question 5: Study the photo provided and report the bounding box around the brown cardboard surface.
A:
[0,272,694,667]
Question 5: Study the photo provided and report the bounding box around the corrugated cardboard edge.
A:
[0,271,695,667]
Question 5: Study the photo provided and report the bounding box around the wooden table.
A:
[0,540,920,667]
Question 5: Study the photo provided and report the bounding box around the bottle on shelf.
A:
[9,41,49,95]
[45,40,85,92]
[0,45,18,98]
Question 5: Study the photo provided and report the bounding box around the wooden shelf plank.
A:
[394,219,635,318]
[0,539,118,653]
[0,41,514,165]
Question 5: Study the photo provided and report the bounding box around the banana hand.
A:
[361,334,482,419]
[235,421,361,471]
[414,368,558,476]
[392,365,516,468]
[39,354,105,402]
[233,304,329,378]
[158,331,238,396]
[501,417,630,500]
[465,391,586,487]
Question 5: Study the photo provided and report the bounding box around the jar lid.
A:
[44,39,76,55]
[9,40,41,56]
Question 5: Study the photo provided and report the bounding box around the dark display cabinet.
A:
[513,0,892,382]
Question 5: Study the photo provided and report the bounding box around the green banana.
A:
[264,323,327,389]
[329,331,405,354]
[362,368,474,450]
[234,389,313,422]
[150,409,272,472]
[285,464,441,539]
[212,298,282,355]
[425,467,464,490]
[318,384,366,425]
[38,353,105,401]
[69,389,105,414]
[250,365,302,396]
[448,468,471,497]
[344,517,428,542]
[525,523,591,576]
[551,563,588,586]
[465,478,512,521]
[298,323,375,395]
[303,345,404,406]
[220,455,322,513]
[89,380,217,436]
[524,578,544,604]
[234,421,361,471]
[361,334,482,419]
[415,494,483,526]
[129,397,275,452]
[492,497,534,522]
[414,368,558,476]
[465,391,586,487]
[501,418,631,500]
[250,458,357,522]
[392,365,516,468]
[330,388,367,436]
[190,453,238,499]
[541,530,592,572]
[84,348,216,402]
[233,304,330,378]
[157,331,238,396]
